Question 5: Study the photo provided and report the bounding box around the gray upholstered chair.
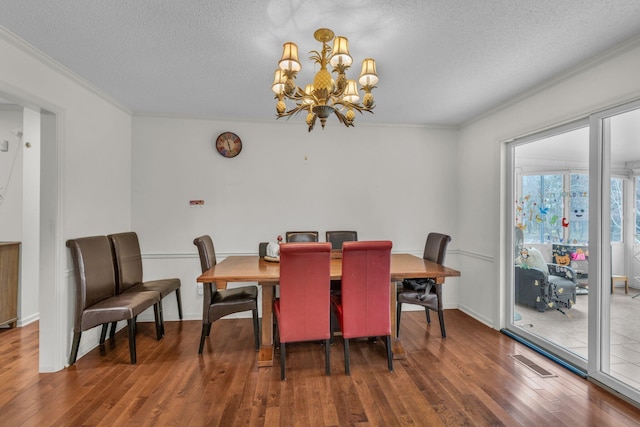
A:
[285,231,319,242]
[396,233,451,338]
[108,232,182,337]
[193,235,260,354]
[514,227,576,312]
[66,235,162,365]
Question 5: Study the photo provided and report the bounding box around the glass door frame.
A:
[505,118,589,373]
[588,99,640,403]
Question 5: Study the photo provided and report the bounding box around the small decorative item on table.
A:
[264,242,280,262]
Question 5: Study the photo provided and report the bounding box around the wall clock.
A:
[215,132,242,158]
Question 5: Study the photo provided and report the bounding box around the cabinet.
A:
[0,242,20,328]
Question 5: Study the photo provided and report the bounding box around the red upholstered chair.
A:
[332,240,393,375]
[396,233,451,338]
[274,242,332,380]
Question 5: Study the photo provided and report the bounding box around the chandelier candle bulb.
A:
[273,28,378,131]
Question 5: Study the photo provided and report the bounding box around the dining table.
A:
[196,251,461,367]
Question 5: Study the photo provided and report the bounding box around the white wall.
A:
[0,105,23,239]
[132,116,461,321]
[20,108,40,325]
[457,36,640,328]
[0,28,133,371]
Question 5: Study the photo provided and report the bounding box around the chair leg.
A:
[425,307,431,324]
[175,288,183,320]
[330,308,339,344]
[69,332,81,365]
[438,309,446,338]
[280,343,286,381]
[198,323,211,354]
[127,319,137,364]
[153,303,162,340]
[109,321,117,338]
[252,308,260,351]
[344,338,351,375]
[99,323,109,344]
[385,335,393,372]
[396,301,403,337]
[157,300,165,336]
[325,339,331,376]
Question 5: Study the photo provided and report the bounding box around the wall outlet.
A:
[197,283,203,295]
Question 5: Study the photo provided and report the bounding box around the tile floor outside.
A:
[514,287,640,390]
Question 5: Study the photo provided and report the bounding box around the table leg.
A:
[258,283,275,367]
[390,280,406,360]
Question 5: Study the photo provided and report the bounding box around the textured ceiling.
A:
[2,0,640,126]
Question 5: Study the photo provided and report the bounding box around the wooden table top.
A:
[197,253,460,285]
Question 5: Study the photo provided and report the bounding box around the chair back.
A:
[285,231,319,243]
[340,240,392,339]
[423,233,451,265]
[278,242,332,342]
[325,230,358,250]
[193,235,217,273]
[66,236,118,331]
[108,232,144,293]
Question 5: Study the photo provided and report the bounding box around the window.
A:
[570,174,589,244]
[611,178,623,243]
[518,174,563,243]
[517,173,624,244]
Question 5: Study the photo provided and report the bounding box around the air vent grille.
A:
[510,354,557,378]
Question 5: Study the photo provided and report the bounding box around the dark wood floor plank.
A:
[2,310,640,426]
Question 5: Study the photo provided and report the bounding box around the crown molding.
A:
[0,25,131,115]
[132,110,458,131]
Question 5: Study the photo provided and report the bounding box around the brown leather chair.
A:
[396,233,451,338]
[108,232,182,337]
[325,230,358,296]
[325,230,358,250]
[66,235,162,365]
[193,235,260,354]
[285,231,319,242]
[275,242,332,380]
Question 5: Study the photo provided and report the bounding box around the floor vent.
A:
[509,354,557,378]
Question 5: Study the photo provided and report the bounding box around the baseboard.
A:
[457,305,495,329]
[17,313,39,327]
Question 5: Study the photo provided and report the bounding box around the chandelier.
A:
[271,28,378,132]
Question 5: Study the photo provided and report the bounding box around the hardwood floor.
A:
[1,310,640,426]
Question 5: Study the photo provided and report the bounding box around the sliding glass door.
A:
[589,102,640,401]
[506,100,640,403]
[509,122,590,371]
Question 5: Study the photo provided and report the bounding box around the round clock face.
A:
[215,132,242,158]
